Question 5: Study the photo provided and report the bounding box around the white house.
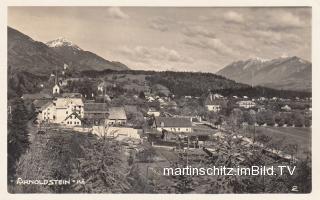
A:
[281,105,291,111]
[54,97,84,123]
[62,112,82,127]
[38,102,56,123]
[37,97,84,125]
[152,117,193,133]
[147,107,160,117]
[237,100,256,109]
[204,93,224,112]
[52,84,60,95]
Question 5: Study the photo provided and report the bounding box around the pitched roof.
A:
[204,93,224,105]
[61,93,82,98]
[108,107,127,120]
[22,93,52,100]
[64,112,82,121]
[154,117,192,128]
[84,103,108,113]
[33,99,52,108]
[54,97,84,109]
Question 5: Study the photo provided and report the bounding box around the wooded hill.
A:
[79,69,311,99]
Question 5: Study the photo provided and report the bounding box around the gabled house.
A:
[204,93,224,112]
[62,112,82,126]
[83,103,109,125]
[106,107,127,126]
[54,97,84,123]
[152,117,193,133]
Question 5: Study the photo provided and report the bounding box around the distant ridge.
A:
[7,26,129,76]
[216,56,311,92]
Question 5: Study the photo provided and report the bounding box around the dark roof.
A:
[154,117,192,128]
[65,112,82,120]
[22,93,52,100]
[61,93,82,98]
[108,107,127,120]
[84,103,108,113]
[33,99,51,108]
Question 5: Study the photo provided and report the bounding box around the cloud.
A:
[224,11,244,24]
[182,26,216,38]
[272,11,304,28]
[149,17,170,32]
[107,7,129,19]
[118,45,194,64]
[183,37,234,56]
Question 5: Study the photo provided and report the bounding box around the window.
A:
[66,111,68,114]
[67,121,69,124]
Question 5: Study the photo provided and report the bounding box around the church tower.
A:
[53,67,60,95]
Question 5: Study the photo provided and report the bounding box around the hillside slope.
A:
[216,57,311,91]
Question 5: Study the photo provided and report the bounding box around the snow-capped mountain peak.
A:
[249,57,269,63]
[46,37,82,50]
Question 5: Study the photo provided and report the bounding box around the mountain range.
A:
[8,26,311,94]
[8,26,128,76]
[216,57,311,92]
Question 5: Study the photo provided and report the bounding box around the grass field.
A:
[255,126,311,158]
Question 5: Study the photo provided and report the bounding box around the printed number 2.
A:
[291,186,298,192]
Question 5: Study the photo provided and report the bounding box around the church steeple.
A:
[53,66,60,95]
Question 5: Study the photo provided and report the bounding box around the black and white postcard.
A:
[1,1,319,200]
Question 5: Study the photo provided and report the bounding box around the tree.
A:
[138,91,146,99]
[8,99,30,182]
[292,112,304,127]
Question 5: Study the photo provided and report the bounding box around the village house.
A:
[37,101,56,123]
[147,107,160,117]
[160,99,178,110]
[237,100,256,109]
[63,112,82,127]
[97,81,108,92]
[106,107,127,126]
[54,97,84,123]
[204,93,224,112]
[152,117,193,133]
[83,102,109,126]
[281,105,292,111]
[37,96,84,125]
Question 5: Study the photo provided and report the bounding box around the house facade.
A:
[83,102,109,125]
[106,107,127,126]
[147,107,160,117]
[204,93,224,112]
[237,100,256,109]
[152,117,193,133]
[62,112,82,127]
[37,97,84,125]
[54,97,84,123]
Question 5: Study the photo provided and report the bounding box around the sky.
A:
[8,7,311,72]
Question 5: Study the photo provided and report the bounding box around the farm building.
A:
[152,117,193,133]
